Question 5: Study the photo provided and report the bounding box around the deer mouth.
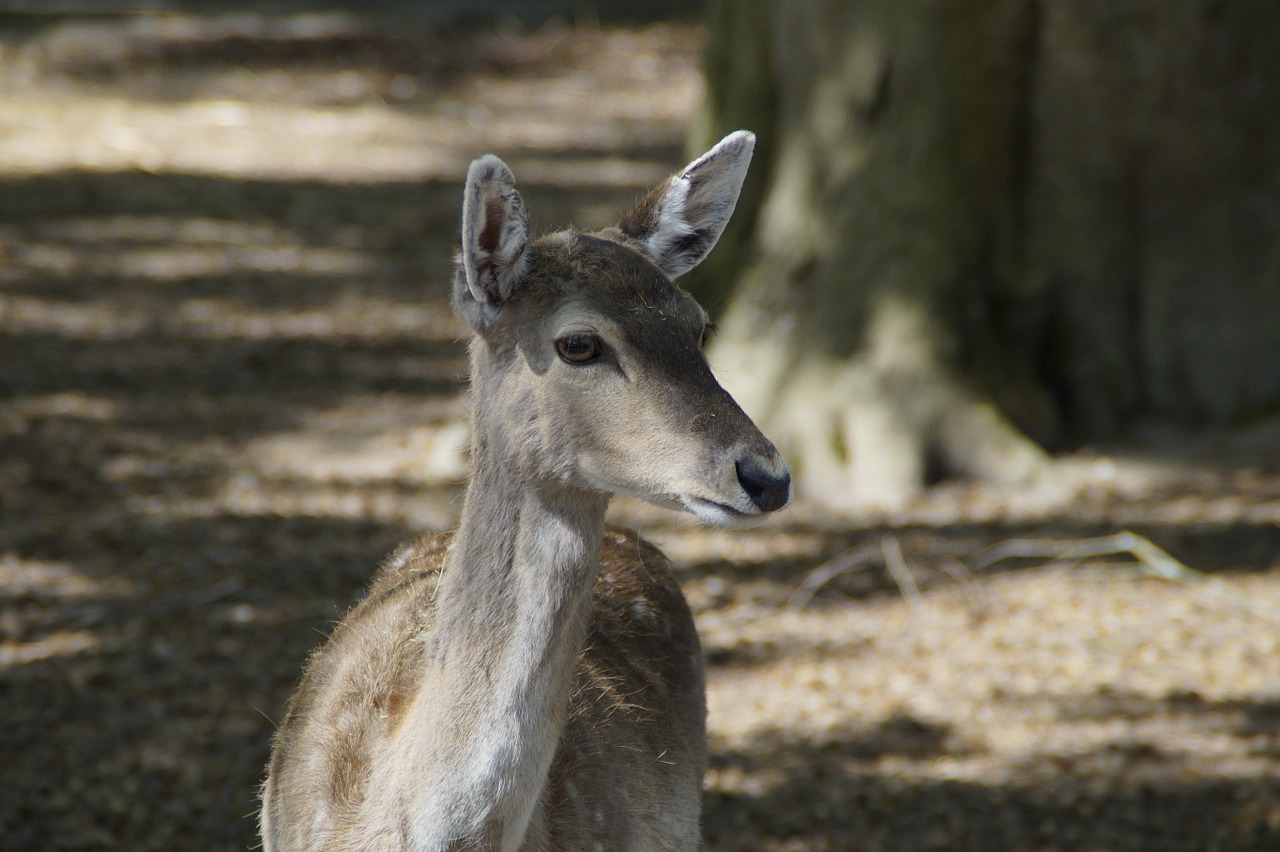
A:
[680,495,766,528]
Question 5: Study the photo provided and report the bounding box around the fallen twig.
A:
[968,531,1197,582]
[789,529,1280,623]
[881,536,923,610]
[786,541,881,610]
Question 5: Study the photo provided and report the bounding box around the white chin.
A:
[680,496,766,529]
[606,483,767,529]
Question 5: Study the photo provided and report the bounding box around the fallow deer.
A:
[260,131,790,851]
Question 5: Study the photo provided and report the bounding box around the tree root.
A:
[790,530,1280,623]
[968,531,1195,580]
[715,338,1053,508]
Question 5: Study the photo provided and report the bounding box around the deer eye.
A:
[556,333,602,364]
[699,322,716,349]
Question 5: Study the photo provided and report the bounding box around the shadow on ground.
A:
[702,698,1280,851]
[3,10,1280,852]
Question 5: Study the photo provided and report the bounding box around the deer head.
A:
[453,131,789,524]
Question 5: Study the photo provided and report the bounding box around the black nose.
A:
[735,455,791,513]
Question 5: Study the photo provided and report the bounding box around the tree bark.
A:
[693,0,1052,506]
[1029,0,1280,435]
[693,0,1280,506]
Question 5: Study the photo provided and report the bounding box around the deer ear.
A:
[618,130,755,279]
[457,154,530,323]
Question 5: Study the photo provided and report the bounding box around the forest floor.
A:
[3,11,1280,851]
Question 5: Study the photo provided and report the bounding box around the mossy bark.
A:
[692,0,1280,506]
[691,0,1051,505]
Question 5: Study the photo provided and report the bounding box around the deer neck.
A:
[438,437,609,658]
[394,361,609,849]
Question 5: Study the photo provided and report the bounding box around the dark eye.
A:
[556,333,602,364]
[699,322,716,349]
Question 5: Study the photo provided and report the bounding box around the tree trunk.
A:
[1029,0,1280,435]
[693,0,1280,506]
[692,0,1052,506]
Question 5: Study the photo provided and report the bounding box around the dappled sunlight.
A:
[0,390,121,425]
[0,553,135,601]
[3,8,1280,851]
[0,92,686,185]
[0,14,716,851]
[1,93,474,181]
[1,214,378,283]
[0,13,700,184]
[209,474,462,531]
[96,392,472,530]
[700,565,1280,844]
[171,294,464,342]
[1,292,156,338]
[6,233,376,282]
[244,402,469,485]
[208,393,472,529]
[0,554,134,669]
[0,630,101,667]
[1,291,462,342]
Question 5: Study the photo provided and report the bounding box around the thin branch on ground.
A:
[786,541,882,610]
[785,536,926,611]
[968,531,1197,581]
[790,529,1280,623]
[881,535,923,610]
[969,530,1280,622]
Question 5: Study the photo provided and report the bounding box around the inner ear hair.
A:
[460,154,530,306]
[617,130,755,279]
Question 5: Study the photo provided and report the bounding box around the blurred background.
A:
[3,1,1280,849]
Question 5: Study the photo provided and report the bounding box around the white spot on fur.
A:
[631,599,655,626]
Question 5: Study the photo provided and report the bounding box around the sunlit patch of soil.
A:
[2,11,1280,852]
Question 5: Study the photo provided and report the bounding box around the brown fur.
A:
[264,529,703,851]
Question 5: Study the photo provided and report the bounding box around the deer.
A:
[259,131,790,851]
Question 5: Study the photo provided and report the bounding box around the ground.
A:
[3,11,1280,851]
